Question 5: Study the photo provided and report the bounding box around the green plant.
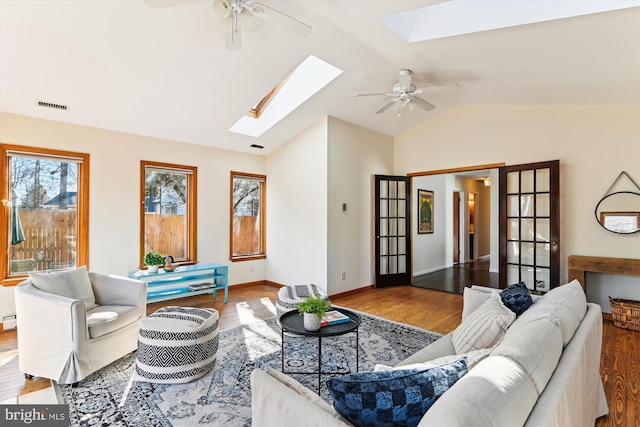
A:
[296,295,331,318]
[144,251,164,266]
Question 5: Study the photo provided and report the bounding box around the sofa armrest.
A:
[89,272,147,316]
[15,281,88,378]
[251,367,352,427]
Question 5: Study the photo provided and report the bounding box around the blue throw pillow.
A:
[326,356,468,427]
[500,281,533,316]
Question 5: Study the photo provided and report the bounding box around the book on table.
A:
[321,310,351,327]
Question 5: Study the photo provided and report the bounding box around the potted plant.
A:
[144,251,164,273]
[296,295,331,331]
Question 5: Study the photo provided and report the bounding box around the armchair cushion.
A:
[29,266,96,309]
[87,305,140,339]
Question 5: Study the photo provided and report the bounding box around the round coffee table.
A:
[278,307,360,393]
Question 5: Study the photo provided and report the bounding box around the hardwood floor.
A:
[412,261,499,294]
[1,284,637,426]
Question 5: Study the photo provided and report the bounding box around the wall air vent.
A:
[37,100,68,111]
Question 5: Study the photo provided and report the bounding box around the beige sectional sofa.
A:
[251,279,608,426]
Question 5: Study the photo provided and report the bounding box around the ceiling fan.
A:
[354,69,458,117]
[144,0,311,50]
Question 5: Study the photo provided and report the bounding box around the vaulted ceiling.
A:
[1,1,638,155]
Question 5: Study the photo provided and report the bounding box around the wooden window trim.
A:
[1,144,90,287]
[246,74,291,119]
[230,171,266,262]
[140,160,197,269]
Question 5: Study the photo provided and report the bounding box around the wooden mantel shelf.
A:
[568,255,640,291]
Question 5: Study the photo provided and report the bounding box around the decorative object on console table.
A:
[130,263,228,304]
[144,251,164,273]
[296,295,331,331]
[163,255,176,271]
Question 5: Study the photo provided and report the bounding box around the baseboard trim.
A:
[330,285,375,299]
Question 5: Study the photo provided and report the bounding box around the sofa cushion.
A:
[376,348,491,372]
[491,317,563,395]
[515,280,586,346]
[251,367,352,426]
[395,334,455,367]
[452,292,516,353]
[87,305,140,338]
[500,282,533,316]
[462,286,494,320]
[420,355,538,427]
[327,357,468,427]
[30,266,97,309]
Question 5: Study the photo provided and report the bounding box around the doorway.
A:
[409,160,560,294]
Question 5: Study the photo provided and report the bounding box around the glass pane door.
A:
[375,175,411,287]
[500,161,559,291]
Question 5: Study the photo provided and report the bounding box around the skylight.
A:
[382,0,640,42]
[229,55,343,138]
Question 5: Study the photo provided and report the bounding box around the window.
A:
[141,161,197,267]
[230,172,266,261]
[1,144,89,286]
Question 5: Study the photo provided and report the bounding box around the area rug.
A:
[56,310,441,427]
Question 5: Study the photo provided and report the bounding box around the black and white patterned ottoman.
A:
[134,306,219,384]
[275,284,329,318]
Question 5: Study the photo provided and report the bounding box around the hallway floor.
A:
[411,259,499,294]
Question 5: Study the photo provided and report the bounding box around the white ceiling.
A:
[1,1,638,156]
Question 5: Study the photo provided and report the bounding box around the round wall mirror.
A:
[594,191,640,234]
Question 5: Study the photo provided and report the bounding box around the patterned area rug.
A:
[56,311,441,427]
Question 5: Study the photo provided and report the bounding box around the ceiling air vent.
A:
[250,144,264,149]
[37,100,68,111]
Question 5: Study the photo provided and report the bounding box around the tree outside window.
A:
[2,145,88,284]
[231,172,266,260]
[141,161,197,266]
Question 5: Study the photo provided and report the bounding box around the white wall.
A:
[266,119,329,292]
[327,117,393,295]
[394,105,640,311]
[413,174,450,275]
[0,112,266,320]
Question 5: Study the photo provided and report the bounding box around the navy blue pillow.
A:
[326,356,468,427]
[500,282,533,316]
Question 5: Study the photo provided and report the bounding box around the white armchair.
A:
[15,267,147,384]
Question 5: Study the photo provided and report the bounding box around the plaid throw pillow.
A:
[327,356,468,427]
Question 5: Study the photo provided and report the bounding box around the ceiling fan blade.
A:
[246,2,311,37]
[354,92,392,97]
[375,99,398,114]
[415,83,460,94]
[144,0,208,8]
[398,69,412,91]
[411,96,435,112]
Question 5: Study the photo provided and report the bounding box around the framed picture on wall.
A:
[418,189,434,234]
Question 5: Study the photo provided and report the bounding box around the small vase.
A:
[303,313,322,331]
[148,265,159,273]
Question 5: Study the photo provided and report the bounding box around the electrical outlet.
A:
[341,272,346,280]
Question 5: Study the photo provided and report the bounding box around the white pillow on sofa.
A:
[452,291,516,353]
[374,347,492,372]
[462,286,494,320]
[30,266,97,309]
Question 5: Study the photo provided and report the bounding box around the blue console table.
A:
[129,263,228,304]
